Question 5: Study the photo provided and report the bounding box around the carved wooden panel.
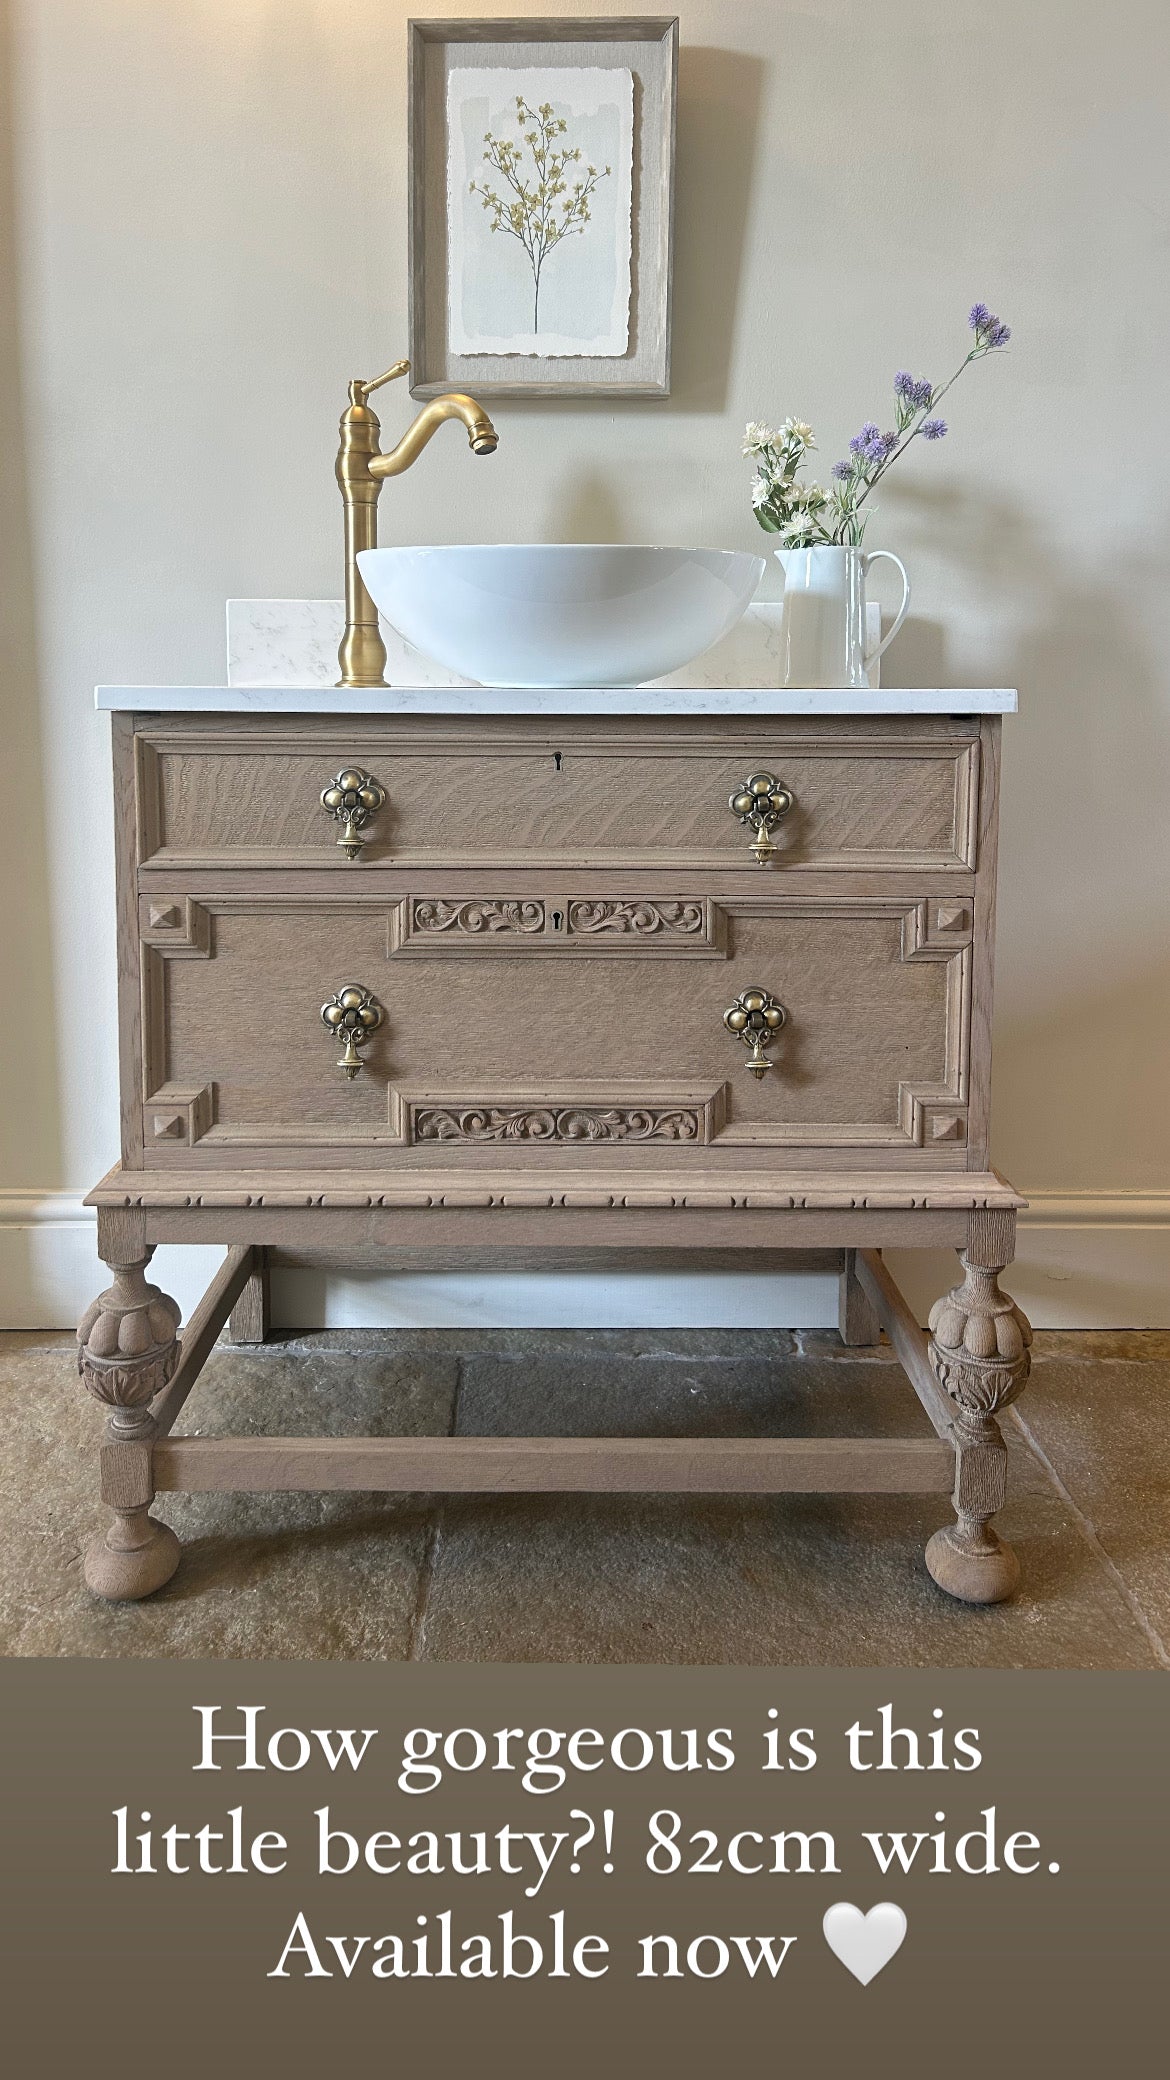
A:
[711,899,966,1147]
[138,891,970,1165]
[410,1100,715,1145]
[392,895,726,956]
[567,899,705,938]
[137,722,979,872]
[139,899,214,1136]
[411,898,546,937]
[896,898,973,1147]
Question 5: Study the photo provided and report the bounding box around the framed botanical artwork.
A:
[408,17,678,398]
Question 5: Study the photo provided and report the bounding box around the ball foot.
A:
[925,1521,1020,1605]
[84,1506,181,1601]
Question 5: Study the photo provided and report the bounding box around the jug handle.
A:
[862,550,911,668]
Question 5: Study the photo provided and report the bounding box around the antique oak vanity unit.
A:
[80,681,1031,1609]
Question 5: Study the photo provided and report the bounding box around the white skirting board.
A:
[1,1190,1167,1331]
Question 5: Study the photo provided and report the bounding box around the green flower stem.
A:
[851,346,994,516]
[749,330,1008,547]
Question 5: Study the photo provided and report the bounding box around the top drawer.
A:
[133,717,982,873]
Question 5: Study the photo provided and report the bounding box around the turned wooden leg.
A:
[925,1246,1033,1605]
[838,1248,881,1346]
[77,1245,183,1600]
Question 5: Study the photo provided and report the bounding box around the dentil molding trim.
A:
[1,1189,1167,1330]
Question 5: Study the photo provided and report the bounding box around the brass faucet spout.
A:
[369,394,500,480]
[335,364,498,690]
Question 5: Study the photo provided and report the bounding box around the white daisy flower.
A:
[742,421,775,456]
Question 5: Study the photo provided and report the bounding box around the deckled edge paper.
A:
[447,66,633,359]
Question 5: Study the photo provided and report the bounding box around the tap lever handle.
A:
[351,361,410,406]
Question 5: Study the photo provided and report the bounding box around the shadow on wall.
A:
[670,47,764,413]
[0,0,62,1196]
[496,43,762,441]
[878,615,947,687]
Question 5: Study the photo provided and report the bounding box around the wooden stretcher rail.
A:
[151,1243,256,1438]
[153,1433,954,1496]
[855,1247,957,1441]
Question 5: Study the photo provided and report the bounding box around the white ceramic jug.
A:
[775,545,910,689]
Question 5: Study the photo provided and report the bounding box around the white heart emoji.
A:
[822,1901,907,1985]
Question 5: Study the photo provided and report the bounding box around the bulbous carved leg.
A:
[925,1253,1033,1605]
[77,1251,182,1600]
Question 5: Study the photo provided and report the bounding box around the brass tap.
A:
[335,360,498,688]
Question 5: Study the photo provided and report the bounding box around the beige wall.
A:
[3,0,1169,1324]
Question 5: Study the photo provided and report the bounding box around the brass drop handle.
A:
[724,987,787,1078]
[321,985,383,1078]
[320,768,386,860]
[729,771,794,866]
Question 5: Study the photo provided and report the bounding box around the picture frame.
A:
[408,16,678,399]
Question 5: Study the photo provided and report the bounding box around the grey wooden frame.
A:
[408,16,678,398]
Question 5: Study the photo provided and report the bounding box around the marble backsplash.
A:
[226,598,881,690]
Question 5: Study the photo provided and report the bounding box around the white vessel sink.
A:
[356,544,765,688]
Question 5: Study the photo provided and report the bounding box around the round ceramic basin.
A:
[356,544,766,688]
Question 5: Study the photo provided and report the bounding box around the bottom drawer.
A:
[138,890,974,1161]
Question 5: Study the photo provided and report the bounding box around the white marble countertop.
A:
[95,685,1017,716]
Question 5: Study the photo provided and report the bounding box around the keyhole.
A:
[552,751,563,772]
[551,908,564,932]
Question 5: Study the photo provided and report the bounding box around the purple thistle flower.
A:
[745,311,1013,543]
[969,303,1012,348]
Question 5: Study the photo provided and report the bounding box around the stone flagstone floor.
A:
[1,1327,1167,1665]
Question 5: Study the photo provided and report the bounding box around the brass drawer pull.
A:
[729,770,793,866]
[724,987,786,1078]
[321,985,383,1078]
[320,767,386,860]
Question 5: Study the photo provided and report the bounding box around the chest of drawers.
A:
[79,691,1031,1614]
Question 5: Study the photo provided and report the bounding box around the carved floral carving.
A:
[414,1106,702,1144]
[412,899,545,935]
[567,900,704,937]
[406,897,710,945]
[928,1255,1032,1434]
[78,1259,182,1428]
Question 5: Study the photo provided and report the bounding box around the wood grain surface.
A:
[78,708,1025,1585]
[153,1433,954,1496]
[135,716,980,872]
